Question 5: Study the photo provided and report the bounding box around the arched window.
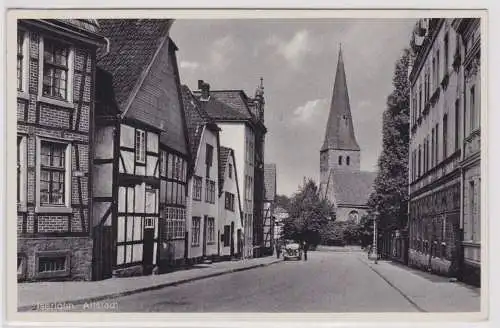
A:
[346,156,350,165]
[349,210,359,224]
[338,156,342,165]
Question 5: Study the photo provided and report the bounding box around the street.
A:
[68,250,480,313]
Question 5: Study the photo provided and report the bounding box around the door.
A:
[202,215,208,257]
[143,217,155,275]
[92,225,113,280]
[237,229,242,257]
[230,222,235,256]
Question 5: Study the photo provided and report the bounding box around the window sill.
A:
[35,206,73,214]
[17,90,29,101]
[37,95,74,110]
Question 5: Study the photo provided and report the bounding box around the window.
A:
[338,156,342,165]
[42,39,69,100]
[455,100,460,151]
[17,136,27,206]
[40,141,67,206]
[17,31,27,91]
[225,192,235,211]
[469,181,476,240]
[228,163,233,179]
[417,145,421,177]
[470,85,477,131]
[135,129,146,163]
[193,176,202,201]
[38,256,66,273]
[348,211,359,223]
[444,32,449,71]
[223,225,231,247]
[192,217,201,246]
[207,217,215,243]
[145,217,154,229]
[436,50,440,87]
[165,207,186,240]
[160,151,167,177]
[443,114,448,158]
[435,124,439,165]
[205,179,215,204]
[205,144,213,177]
[431,128,435,167]
[346,156,350,166]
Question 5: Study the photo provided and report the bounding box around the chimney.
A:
[198,80,210,101]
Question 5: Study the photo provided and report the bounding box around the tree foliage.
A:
[368,48,411,232]
[283,178,334,246]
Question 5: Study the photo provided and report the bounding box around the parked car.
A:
[282,240,302,261]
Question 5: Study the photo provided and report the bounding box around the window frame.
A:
[37,36,75,109]
[17,29,29,98]
[207,217,215,244]
[135,129,146,164]
[191,216,201,246]
[193,175,203,201]
[17,135,27,211]
[35,137,72,213]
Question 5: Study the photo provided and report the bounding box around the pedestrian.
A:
[303,241,309,261]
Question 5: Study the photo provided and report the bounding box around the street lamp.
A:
[370,211,380,264]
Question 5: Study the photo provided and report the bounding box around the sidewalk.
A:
[18,256,280,311]
[359,255,481,312]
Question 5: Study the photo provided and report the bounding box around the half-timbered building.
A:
[92,19,190,279]
[16,19,105,281]
[263,163,277,256]
[218,146,244,259]
[182,84,221,263]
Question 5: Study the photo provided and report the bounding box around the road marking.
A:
[357,257,427,313]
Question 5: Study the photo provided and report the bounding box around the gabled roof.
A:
[321,46,360,152]
[96,19,174,113]
[330,171,376,207]
[264,164,277,201]
[56,19,100,34]
[197,95,250,121]
[208,91,254,119]
[181,85,215,164]
[218,146,232,195]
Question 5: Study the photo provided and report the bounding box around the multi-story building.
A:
[16,19,105,281]
[408,18,480,283]
[263,163,277,255]
[92,19,190,279]
[181,84,220,263]
[195,80,267,258]
[218,146,244,259]
[452,18,481,286]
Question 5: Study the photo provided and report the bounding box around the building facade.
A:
[263,163,277,255]
[182,84,220,263]
[453,18,481,286]
[218,147,244,259]
[17,19,105,281]
[408,19,481,285]
[92,19,190,279]
[319,47,376,222]
[196,82,267,258]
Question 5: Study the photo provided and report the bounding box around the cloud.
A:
[266,30,319,69]
[292,98,328,124]
[209,35,236,70]
[179,61,200,70]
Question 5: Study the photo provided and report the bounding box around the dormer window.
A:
[338,156,342,165]
[346,156,350,165]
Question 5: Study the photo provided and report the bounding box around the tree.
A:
[283,178,334,246]
[275,194,292,212]
[368,48,411,233]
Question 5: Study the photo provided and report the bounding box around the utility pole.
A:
[369,211,380,264]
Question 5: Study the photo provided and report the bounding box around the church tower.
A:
[320,46,361,187]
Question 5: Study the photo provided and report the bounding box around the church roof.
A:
[321,46,360,152]
[331,171,376,207]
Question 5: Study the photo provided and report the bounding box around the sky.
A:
[170,19,416,196]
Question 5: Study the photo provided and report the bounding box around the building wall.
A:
[408,19,466,278]
[17,22,97,281]
[188,127,219,260]
[336,206,367,223]
[218,152,243,258]
[217,122,254,258]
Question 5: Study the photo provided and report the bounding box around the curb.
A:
[18,259,281,312]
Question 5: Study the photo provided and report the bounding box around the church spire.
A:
[321,45,360,152]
